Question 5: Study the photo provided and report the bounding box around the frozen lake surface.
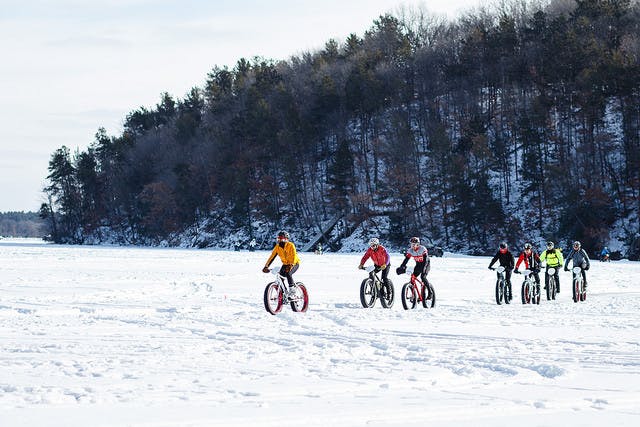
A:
[1,238,639,426]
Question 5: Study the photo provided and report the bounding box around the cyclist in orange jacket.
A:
[262,230,300,290]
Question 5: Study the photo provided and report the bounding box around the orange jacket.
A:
[265,241,300,267]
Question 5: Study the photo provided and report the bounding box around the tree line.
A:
[40,0,640,257]
[0,212,46,237]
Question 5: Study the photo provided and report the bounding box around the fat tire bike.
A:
[491,266,511,305]
[545,266,558,301]
[571,266,587,303]
[359,265,394,308]
[263,267,309,315]
[400,272,435,310]
[516,269,540,305]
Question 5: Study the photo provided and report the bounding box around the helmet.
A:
[573,241,581,249]
[410,237,420,245]
[499,242,508,253]
[546,241,554,249]
[524,242,532,250]
[277,230,289,241]
[369,237,380,247]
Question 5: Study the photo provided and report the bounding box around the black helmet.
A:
[524,242,532,250]
[410,237,420,245]
[546,241,554,249]
[277,230,290,240]
[499,242,508,249]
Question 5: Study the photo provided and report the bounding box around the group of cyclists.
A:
[262,231,433,295]
[262,230,592,301]
[488,240,591,300]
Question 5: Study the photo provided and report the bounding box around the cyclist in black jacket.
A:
[488,242,515,299]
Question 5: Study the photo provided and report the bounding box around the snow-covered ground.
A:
[1,238,639,426]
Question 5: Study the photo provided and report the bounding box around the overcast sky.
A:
[0,0,485,212]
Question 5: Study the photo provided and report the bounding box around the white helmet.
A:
[368,237,380,247]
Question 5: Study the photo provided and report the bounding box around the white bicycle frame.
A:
[572,266,583,283]
[270,266,294,298]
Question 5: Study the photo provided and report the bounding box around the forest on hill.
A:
[40,0,640,258]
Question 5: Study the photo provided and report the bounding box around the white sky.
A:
[0,0,485,212]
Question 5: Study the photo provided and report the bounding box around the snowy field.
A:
[1,238,639,426]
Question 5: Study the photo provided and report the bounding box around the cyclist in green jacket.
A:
[540,241,564,293]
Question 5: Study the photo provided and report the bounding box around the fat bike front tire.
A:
[264,282,283,315]
[546,276,557,301]
[573,278,580,303]
[379,281,394,309]
[360,278,377,308]
[495,279,504,305]
[521,282,531,304]
[401,283,418,310]
[290,283,309,312]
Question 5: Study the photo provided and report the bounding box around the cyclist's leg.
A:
[505,268,513,299]
[582,270,587,288]
[281,264,299,286]
[381,265,390,284]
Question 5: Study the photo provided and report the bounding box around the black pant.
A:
[371,265,391,283]
[279,264,299,286]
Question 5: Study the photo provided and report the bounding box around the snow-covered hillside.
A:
[1,238,639,426]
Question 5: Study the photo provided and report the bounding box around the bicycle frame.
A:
[364,265,384,292]
[491,266,509,305]
[408,273,425,303]
[518,269,539,304]
[270,268,292,298]
[572,266,586,303]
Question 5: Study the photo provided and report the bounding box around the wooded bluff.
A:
[40,0,640,258]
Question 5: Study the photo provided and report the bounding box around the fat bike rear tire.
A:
[290,283,309,312]
[379,281,394,309]
[422,283,436,308]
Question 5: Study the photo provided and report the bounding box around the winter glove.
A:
[584,265,590,271]
[396,266,406,275]
[564,266,569,272]
[488,266,493,270]
[380,263,387,271]
[358,264,364,270]
[262,267,270,273]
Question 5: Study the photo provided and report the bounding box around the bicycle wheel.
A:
[290,283,309,312]
[521,282,530,304]
[422,283,436,308]
[264,282,283,315]
[505,282,511,304]
[401,283,417,310]
[572,278,580,303]
[546,276,556,300]
[495,279,504,305]
[534,284,541,305]
[379,280,394,309]
[580,282,586,302]
[360,278,377,308]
